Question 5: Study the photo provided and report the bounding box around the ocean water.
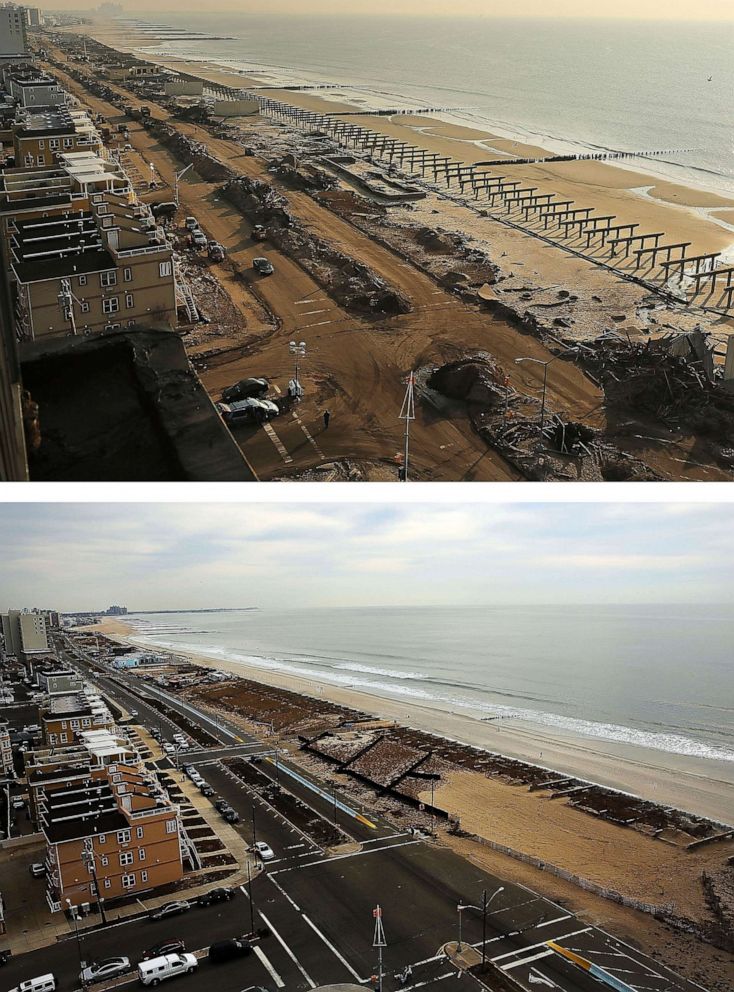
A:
[129,14,734,197]
[124,604,734,765]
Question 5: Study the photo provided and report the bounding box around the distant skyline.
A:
[1,502,732,612]
[39,0,734,19]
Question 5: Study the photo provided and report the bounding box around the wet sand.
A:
[90,619,734,824]
[66,19,734,262]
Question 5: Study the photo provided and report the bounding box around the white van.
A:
[138,953,197,986]
[9,975,56,992]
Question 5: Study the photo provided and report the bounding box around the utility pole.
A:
[481,889,487,967]
[398,371,415,481]
[372,905,386,992]
[251,808,257,850]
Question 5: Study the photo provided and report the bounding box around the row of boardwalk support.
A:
[257,97,734,309]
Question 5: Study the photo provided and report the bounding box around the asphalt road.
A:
[11,638,704,992]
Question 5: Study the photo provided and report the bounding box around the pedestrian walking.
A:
[323,409,331,430]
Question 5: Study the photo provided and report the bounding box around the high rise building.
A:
[0,6,28,58]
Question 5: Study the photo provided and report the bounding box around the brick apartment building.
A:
[40,685,115,746]
[28,730,184,911]
[13,106,102,167]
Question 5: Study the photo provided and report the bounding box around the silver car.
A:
[81,957,130,984]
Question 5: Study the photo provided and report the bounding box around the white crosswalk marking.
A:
[254,945,285,988]
[262,422,293,463]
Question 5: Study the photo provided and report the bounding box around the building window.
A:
[63,137,72,148]
[100,271,117,288]
[82,718,90,727]
[159,261,172,278]
[50,138,59,150]
[102,298,119,315]
[38,140,45,149]
[98,834,106,844]
[80,302,90,314]
[78,274,87,286]
[48,734,56,745]
[36,156,45,166]
[101,856,109,867]
[122,873,136,889]
[141,870,148,883]
[119,851,133,866]
[101,216,113,229]
[61,722,67,730]
[166,820,177,834]
[136,826,144,839]
[71,720,79,729]
[104,878,111,889]
[123,267,132,282]
[117,829,131,844]
[60,733,67,743]
[125,294,134,309]
[139,848,146,861]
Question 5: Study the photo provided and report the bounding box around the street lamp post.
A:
[289,340,306,398]
[174,163,193,207]
[66,898,86,987]
[482,886,504,965]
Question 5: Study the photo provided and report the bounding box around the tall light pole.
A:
[289,340,306,397]
[514,356,550,440]
[481,886,504,966]
[174,163,193,207]
[66,898,86,987]
[398,372,415,481]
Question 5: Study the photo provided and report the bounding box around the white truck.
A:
[138,953,198,986]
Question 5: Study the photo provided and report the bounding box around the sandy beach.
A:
[68,19,734,264]
[90,618,734,824]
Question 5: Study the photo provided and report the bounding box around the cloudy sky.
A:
[40,0,734,17]
[0,501,731,612]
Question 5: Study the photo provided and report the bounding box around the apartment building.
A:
[10,187,177,342]
[0,287,26,479]
[25,727,139,824]
[3,65,65,108]
[40,684,115,746]
[0,6,28,59]
[37,668,82,696]
[0,721,12,778]
[32,735,184,911]
[1,609,49,657]
[13,106,102,166]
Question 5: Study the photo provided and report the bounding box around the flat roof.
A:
[13,247,116,284]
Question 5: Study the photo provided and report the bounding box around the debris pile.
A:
[578,331,734,434]
[223,175,412,315]
[428,356,508,409]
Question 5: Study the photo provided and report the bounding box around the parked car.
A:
[252,256,274,275]
[149,901,191,921]
[208,241,225,262]
[137,953,197,986]
[29,863,46,877]
[253,841,274,861]
[80,957,130,984]
[162,743,175,754]
[196,887,234,907]
[214,799,230,813]
[11,798,25,810]
[199,784,214,797]
[208,938,251,964]
[190,229,208,250]
[222,809,240,824]
[221,378,269,403]
[141,940,186,961]
[184,216,199,230]
[252,224,267,241]
[217,398,279,426]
